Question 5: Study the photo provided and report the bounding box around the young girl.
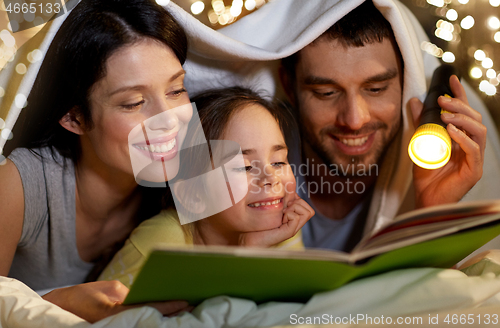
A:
[99,87,314,287]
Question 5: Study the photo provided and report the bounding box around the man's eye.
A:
[313,90,336,97]
[122,99,145,109]
[170,88,187,97]
[367,85,388,94]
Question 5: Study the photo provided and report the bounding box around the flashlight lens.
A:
[408,123,452,169]
[413,135,448,162]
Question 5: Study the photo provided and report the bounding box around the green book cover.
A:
[124,200,500,305]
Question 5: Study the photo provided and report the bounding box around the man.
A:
[279,1,487,251]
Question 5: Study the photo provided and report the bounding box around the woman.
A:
[0,0,192,322]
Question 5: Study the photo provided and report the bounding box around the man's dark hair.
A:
[281,0,395,83]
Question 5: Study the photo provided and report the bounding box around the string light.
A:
[470,67,483,79]
[446,9,458,21]
[482,57,494,68]
[427,0,444,7]
[191,1,205,15]
[487,69,497,79]
[245,0,256,11]
[487,16,500,30]
[490,0,500,7]
[495,31,500,43]
[442,51,455,63]
[474,49,486,61]
[458,0,469,4]
[461,15,475,29]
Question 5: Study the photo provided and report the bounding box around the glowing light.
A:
[479,80,490,92]
[245,0,256,10]
[409,125,451,170]
[490,77,500,86]
[490,0,500,7]
[208,10,218,25]
[256,0,265,8]
[230,5,242,16]
[485,84,497,96]
[488,17,500,30]
[482,58,494,69]
[0,128,13,141]
[446,9,458,21]
[14,94,27,109]
[15,63,27,75]
[0,30,15,48]
[212,0,225,14]
[427,0,444,7]
[470,67,483,79]
[442,52,455,63]
[461,16,474,30]
[487,69,497,79]
[435,28,453,41]
[0,87,4,98]
[458,0,469,3]
[474,49,486,61]
[218,13,230,25]
[155,0,170,6]
[495,32,500,43]
[191,1,205,15]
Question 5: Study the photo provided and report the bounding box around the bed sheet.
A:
[2,256,500,328]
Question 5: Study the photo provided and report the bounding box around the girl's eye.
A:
[272,162,288,168]
[122,99,145,109]
[312,89,337,98]
[233,166,253,172]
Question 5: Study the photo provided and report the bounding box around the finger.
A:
[438,96,482,123]
[449,75,469,106]
[447,123,483,172]
[122,300,190,317]
[442,113,487,153]
[286,199,315,217]
[167,305,195,317]
[409,97,423,128]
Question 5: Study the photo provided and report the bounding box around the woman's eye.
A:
[170,88,187,97]
[122,99,145,109]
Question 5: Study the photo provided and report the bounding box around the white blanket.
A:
[3,262,500,328]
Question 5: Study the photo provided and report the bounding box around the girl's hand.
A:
[410,75,486,208]
[239,193,315,247]
[42,281,191,323]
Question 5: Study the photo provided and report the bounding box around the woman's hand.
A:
[42,280,191,323]
[410,75,486,208]
[239,193,315,247]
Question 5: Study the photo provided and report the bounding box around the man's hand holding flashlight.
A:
[409,75,487,208]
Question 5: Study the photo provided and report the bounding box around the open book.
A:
[123,199,500,305]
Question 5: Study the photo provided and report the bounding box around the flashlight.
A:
[408,64,459,170]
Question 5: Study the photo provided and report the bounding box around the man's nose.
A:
[337,93,371,131]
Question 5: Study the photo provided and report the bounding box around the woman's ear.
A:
[59,107,85,135]
[172,179,207,215]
